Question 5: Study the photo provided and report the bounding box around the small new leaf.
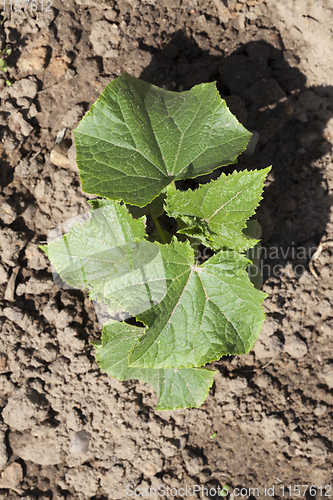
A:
[166,167,271,251]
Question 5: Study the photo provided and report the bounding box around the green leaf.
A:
[0,58,7,72]
[73,73,251,207]
[95,319,216,410]
[129,238,267,369]
[40,199,167,317]
[166,167,271,251]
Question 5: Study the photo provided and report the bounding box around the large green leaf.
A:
[165,167,271,251]
[73,73,251,207]
[40,200,167,317]
[94,320,216,410]
[129,238,267,369]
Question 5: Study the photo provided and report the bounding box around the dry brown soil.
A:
[0,0,333,499]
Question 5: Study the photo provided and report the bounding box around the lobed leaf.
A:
[40,200,167,317]
[129,239,267,370]
[95,319,216,410]
[73,73,251,207]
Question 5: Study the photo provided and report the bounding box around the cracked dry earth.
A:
[0,0,333,499]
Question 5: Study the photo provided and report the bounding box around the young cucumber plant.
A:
[41,73,271,411]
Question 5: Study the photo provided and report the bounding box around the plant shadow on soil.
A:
[138,30,333,284]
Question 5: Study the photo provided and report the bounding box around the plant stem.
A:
[152,216,168,244]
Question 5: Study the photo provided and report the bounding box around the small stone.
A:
[284,336,307,358]
[50,139,73,168]
[0,462,23,489]
[0,202,17,224]
[67,141,78,171]
[255,374,270,389]
[28,103,38,118]
[70,430,91,455]
[55,308,76,329]
[50,148,70,168]
[212,0,231,23]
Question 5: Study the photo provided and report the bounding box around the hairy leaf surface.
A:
[73,73,251,207]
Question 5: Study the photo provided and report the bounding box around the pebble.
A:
[50,148,70,169]
[70,430,91,455]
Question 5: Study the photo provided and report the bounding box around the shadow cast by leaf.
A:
[138,31,333,283]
